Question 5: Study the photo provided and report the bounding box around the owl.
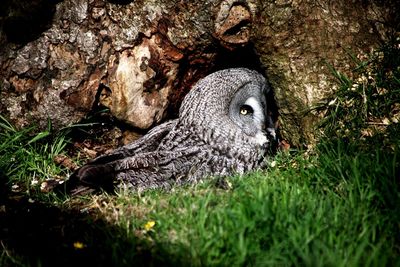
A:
[69,68,277,193]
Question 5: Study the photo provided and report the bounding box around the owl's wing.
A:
[64,120,177,194]
[67,146,204,194]
[86,119,177,165]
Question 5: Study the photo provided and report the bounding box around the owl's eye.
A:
[240,105,254,116]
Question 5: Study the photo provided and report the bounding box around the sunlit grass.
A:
[0,116,69,186]
[98,143,398,266]
[1,111,399,266]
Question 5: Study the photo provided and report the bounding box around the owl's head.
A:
[180,68,277,149]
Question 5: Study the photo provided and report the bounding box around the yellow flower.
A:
[144,220,156,231]
[73,241,85,249]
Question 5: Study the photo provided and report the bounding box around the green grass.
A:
[109,143,399,267]
[0,115,73,197]
[1,121,399,266]
[1,39,399,266]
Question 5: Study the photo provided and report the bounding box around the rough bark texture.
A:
[254,0,399,146]
[0,0,398,146]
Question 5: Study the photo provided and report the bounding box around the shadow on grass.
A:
[0,185,179,267]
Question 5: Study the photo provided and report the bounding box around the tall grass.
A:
[101,142,398,266]
[1,138,399,266]
[0,115,70,192]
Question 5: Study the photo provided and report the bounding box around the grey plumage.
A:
[70,68,277,192]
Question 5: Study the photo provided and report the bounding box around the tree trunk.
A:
[0,0,398,146]
[255,0,399,146]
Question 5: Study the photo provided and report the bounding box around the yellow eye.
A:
[240,105,253,116]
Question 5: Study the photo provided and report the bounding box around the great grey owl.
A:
[69,68,277,193]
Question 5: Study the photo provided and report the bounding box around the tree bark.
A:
[0,0,398,146]
[254,0,399,146]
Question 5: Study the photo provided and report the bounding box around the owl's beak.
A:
[261,126,278,154]
[266,127,276,141]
